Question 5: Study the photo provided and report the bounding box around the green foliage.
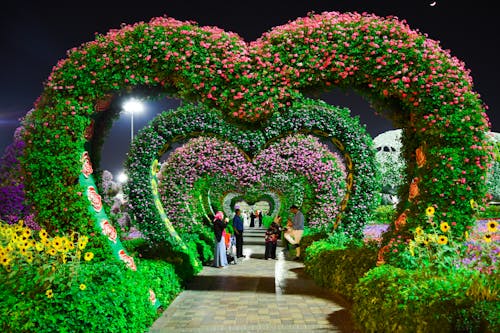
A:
[182,229,214,266]
[0,257,182,333]
[370,205,396,225]
[304,238,377,299]
[297,231,327,259]
[0,222,182,332]
[477,205,500,219]
[352,265,500,333]
[121,237,147,257]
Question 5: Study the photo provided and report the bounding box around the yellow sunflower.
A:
[45,289,54,299]
[425,206,435,217]
[437,235,448,245]
[79,284,86,291]
[39,229,48,239]
[41,238,51,247]
[470,199,478,209]
[84,252,94,261]
[487,220,498,233]
[47,248,57,256]
[78,236,89,250]
[0,255,12,267]
[484,234,492,243]
[415,227,424,236]
[440,222,450,233]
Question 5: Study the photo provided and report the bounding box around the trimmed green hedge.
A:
[352,265,500,333]
[304,239,378,299]
[0,258,182,333]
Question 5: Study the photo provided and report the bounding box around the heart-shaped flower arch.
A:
[157,134,348,233]
[126,100,377,254]
[19,12,491,269]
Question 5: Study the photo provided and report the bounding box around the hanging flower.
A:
[79,284,87,291]
[487,220,498,233]
[414,226,424,236]
[46,289,54,299]
[408,177,419,201]
[394,212,407,231]
[437,235,448,245]
[376,245,390,266]
[440,222,450,233]
[415,147,426,168]
[425,206,435,217]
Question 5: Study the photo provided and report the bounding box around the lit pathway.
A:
[149,228,358,333]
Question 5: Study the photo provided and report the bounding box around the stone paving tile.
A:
[149,229,359,332]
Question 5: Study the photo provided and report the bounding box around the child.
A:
[264,216,282,260]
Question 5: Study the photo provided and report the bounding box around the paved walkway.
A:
[149,228,358,333]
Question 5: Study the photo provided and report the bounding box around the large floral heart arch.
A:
[125,100,377,268]
[20,12,491,272]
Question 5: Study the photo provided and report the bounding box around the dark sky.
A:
[0,1,497,176]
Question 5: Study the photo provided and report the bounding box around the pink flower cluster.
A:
[158,134,346,232]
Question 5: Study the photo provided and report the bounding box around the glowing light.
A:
[122,98,144,114]
[122,98,145,142]
[117,172,128,183]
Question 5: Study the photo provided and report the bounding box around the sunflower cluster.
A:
[0,220,94,272]
[408,210,499,274]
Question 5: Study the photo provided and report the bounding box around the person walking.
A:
[258,210,263,228]
[233,208,244,258]
[284,205,304,261]
[212,211,228,268]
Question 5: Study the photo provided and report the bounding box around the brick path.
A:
[149,228,358,333]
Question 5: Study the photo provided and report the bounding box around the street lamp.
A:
[117,172,128,183]
[122,98,145,143]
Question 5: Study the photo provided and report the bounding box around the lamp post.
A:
[117,172,128,183]
[122,98,145,143]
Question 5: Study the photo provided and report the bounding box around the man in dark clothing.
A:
[250,211,255,228]
[258,211,263,228]
[233,208,244,258]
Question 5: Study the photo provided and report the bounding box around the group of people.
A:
[249,210,263,228]
[211,205,304,268]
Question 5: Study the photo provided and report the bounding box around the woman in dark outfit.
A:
[212,211,228,268]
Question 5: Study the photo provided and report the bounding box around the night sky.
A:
[0,1,497,176]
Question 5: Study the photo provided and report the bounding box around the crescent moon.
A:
[430,1,437,6]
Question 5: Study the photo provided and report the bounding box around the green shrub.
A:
[352,265,500,333]
[298,231,327,259]
[370,205,396,225]
[0,221,182,333]
[121,237,147,256]
[0,257,182,333]
[304,239,377,299]
[182,230,214,266]
[476,204,500,219]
